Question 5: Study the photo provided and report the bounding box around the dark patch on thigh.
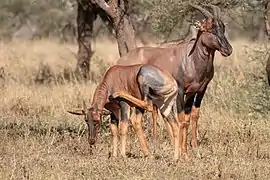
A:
[136,107,144,115]
[120,101,129,121]
[176,87,185,113]
[137,66,166,98]
[184,93,196,114]
[110,113,119,126]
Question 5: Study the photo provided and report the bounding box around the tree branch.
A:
[93,0,115,17]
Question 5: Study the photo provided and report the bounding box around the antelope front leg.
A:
[119,102,130,157]
[110,112,119,158]
[178,94,195,156]
[130,108,151,157]
[191,106,200,148]
[191,89,206,149]
[110,123,118,157]
[119,122,128,157]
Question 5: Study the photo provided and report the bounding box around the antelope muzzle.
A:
[87,119,100,145]
[217,33,233,57]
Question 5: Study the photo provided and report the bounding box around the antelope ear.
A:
[67,109,85,115]
[197,19,210,32]
[193,21,201,29]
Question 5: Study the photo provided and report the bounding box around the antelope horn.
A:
[209,4,221,19]
[67,109,85,115]
[67,108,111,116]
[202,4,218,18]
[216,5,221,19]
[82,100,87,112]
[67,100,88,116]
[189,2,213,18]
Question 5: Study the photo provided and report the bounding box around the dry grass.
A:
[0,38,270,180]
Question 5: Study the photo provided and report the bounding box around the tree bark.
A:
[114,14,137,56]
[76,0,96,80]
[93,0,136,57]
[76,0,136,80]
[257,17,266,41]
[265,1,270,40]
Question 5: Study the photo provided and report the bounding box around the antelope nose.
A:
[225,46,233,56]
[221,46,233,57]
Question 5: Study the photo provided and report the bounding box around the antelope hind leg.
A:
[152,104,159,153]
[163,114,179,161]
[152,104,158,139]
[111,91,153,112]
[190,89,206,149]
[130,108,151,157]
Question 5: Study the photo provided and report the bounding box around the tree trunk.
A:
[93,0,136,57]
[76,0,96,80]
[265,1,270,40]
[257,17,266,41]
[113,14,137,56]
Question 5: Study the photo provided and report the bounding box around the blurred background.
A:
[0,0,269,43]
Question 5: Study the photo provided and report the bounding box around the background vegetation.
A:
[0,0,269,41]
[0,0,270,179]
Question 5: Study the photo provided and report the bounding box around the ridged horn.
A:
[216,5,221,19]
[189,2,213,18]
[203,4,218,18]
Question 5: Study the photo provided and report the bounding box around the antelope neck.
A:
[190,35,215,70]
[91,81,109,113]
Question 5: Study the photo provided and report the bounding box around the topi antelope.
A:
[67,64,183,160]
[117,3,233,155]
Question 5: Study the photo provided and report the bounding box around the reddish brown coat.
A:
[117,3,233,155]
[91,64,144,112]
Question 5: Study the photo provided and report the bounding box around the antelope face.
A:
[200,18,233,57]
[210,19,232,57]
[189,3,233,57]
[85,107,102,145]
[67,103,101,146]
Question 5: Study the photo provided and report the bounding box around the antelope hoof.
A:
[180,151,189,160]
[109,154,118,161]
[180,147,188,155]
[109,151,118,159]
[144,154,155,160]
[173,154,179,161]
[120,154,128,161]
[173,157,179,162]
[191,140,198,149]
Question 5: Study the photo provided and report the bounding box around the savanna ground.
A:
[0,38,270,180]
